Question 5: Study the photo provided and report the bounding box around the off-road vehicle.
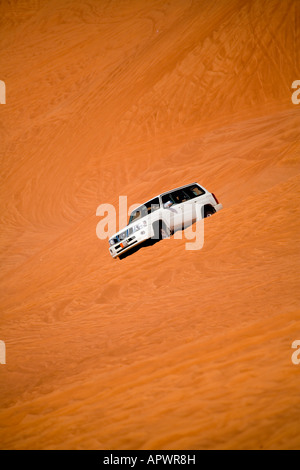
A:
[108,182,222,258]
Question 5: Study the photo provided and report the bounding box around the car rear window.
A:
[184,184,205,199]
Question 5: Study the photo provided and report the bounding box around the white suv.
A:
[108,182,222,259]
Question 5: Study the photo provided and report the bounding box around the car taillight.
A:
[212,193,219,204]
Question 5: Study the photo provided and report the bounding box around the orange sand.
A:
[0,0,300,450]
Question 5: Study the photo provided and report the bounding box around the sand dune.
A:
[0,0,300,449]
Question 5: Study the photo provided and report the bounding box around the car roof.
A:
[159,182,199,198]
[137,182,200,207]
[126,182,199,211]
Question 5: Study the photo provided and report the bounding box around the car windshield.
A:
[129,208,143,224]
[128,197,160,224]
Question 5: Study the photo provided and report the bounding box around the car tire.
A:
[204,206,216,218]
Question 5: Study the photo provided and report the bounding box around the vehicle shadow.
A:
[118,237,161,260]
[118,220,198,260]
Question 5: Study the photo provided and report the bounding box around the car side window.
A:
[161,186,205,209]
[162,193,174,208]
[169,189,188,205]
[145,197,160,214]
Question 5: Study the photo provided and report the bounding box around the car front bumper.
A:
[109,226,154,258]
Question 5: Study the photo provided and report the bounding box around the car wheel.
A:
[204,206,216,218]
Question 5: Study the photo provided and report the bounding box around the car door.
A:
[161,189,193,230]
[161,192,178,230]
[173,188,195,228]
[182,184,207,221]
[185,183,212,220]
